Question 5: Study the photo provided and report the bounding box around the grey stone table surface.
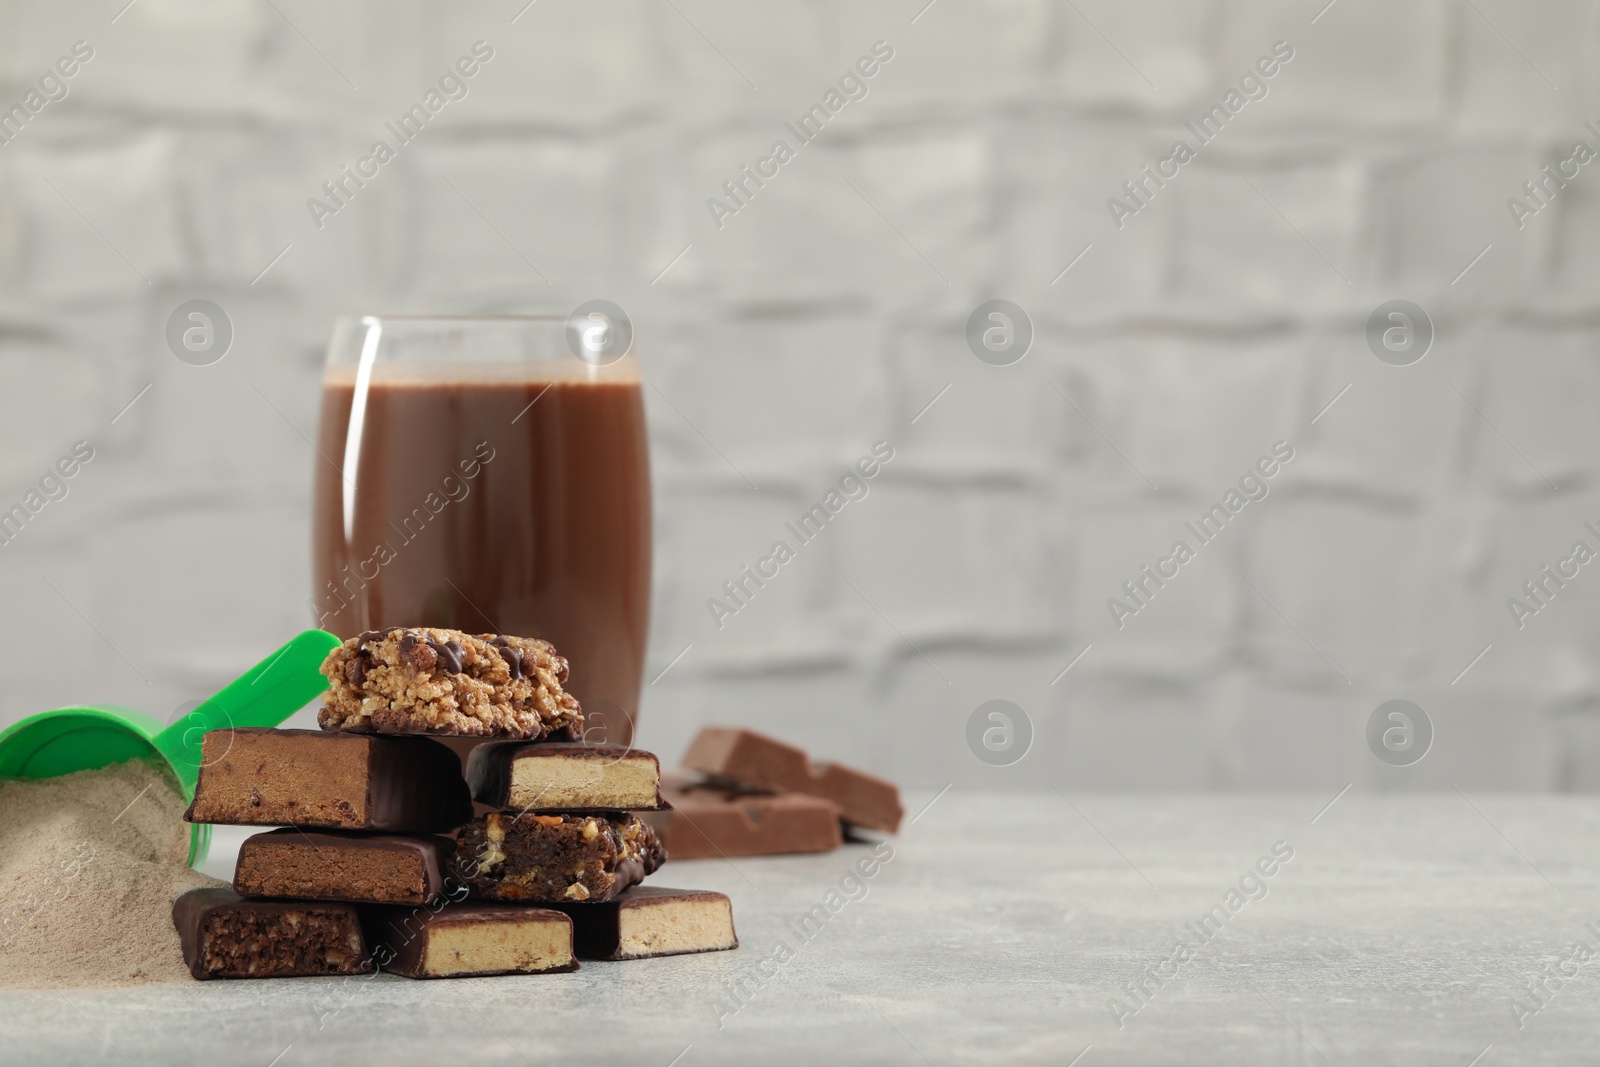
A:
[5,790,1600,1066]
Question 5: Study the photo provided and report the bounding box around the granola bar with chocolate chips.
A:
[318,627,583,739]
[453,812,666,903]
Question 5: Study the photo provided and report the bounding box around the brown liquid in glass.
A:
[311,365,651,745]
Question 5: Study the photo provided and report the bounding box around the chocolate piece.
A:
[648,777,842,859]
[467,742,665,813]
[233,828,456,905]
[453,812,666,903]
[550,886,737,960]
[173,887,368,980]
[682,727,903,832]
[319,627,583,739]
[363,901,577,978]
[184,728,472,833]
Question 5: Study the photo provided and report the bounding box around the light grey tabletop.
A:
[4,790,1599,1066]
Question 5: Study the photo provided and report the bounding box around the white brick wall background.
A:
[1,0,1597,793]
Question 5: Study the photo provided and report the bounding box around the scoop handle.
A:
[153,629,342,795]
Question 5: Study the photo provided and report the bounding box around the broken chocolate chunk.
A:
[645,776,841,859]
[683,726,903,832]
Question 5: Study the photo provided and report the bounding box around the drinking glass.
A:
[311,315,650,745]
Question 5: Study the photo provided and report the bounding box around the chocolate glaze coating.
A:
[233,828,457,905]
[184,729,472,833]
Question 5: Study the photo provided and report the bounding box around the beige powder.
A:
[0,760,222,987]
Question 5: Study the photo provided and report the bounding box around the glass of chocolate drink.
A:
[311,315,650,746]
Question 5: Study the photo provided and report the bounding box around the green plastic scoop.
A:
[0,629,340,866]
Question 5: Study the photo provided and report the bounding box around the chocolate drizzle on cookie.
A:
[489,636,525,679]
[391,631,466,675]
[430,639,465,674]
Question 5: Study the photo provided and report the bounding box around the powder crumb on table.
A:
[0,760,222,988]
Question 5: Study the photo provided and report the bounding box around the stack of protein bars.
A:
[174,627,737,980]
